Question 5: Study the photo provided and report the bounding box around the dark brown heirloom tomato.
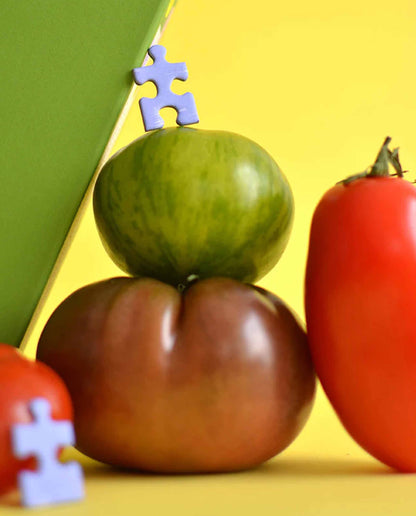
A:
[36,277,315,473]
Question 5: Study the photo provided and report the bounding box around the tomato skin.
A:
[93,127,294,286]
[37,277,316,473]
[0,344,73,495]
[305,176,416,472]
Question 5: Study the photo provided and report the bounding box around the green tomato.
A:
[93,127,293,287]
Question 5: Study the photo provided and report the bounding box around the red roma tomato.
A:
[305,140,416,471]
[0,344,73,495]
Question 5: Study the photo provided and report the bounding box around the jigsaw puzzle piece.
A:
[133,44,199,131]
[11,397,84,508]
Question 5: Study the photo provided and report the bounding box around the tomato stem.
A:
[339,137,406,185]
[388,147,407,178]
[367,136,391,177]
[177,274,200,293]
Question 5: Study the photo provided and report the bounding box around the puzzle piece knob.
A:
[148,44,167,62]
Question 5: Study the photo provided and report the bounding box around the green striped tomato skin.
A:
[93,127,293,286]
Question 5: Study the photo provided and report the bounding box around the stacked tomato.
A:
[36,128,317,473]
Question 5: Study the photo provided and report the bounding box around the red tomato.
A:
[305,154,416,472]
[0,344,73,495]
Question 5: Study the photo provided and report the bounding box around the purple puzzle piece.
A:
[133,45,199,131]
[11,397,84,508]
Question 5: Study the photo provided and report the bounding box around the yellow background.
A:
[11,0,416,513]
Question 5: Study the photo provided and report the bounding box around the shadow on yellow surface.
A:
[256,456,391,477]
[77,450,391,482]
[0,449,398,512]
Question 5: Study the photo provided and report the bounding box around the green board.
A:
[1,0,174,348]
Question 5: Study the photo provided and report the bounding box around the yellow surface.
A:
[9,0,416,513]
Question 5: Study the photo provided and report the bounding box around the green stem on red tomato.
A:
[367,136,392,177]
[388,147,406,178]
[339,136,405,185]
